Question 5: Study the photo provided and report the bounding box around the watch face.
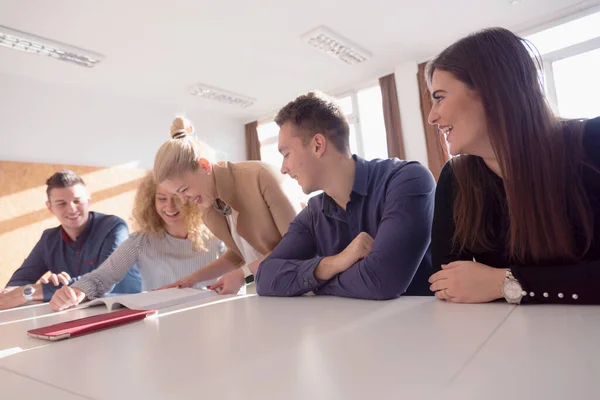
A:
[23,286,35,297]
[503,280,522,301]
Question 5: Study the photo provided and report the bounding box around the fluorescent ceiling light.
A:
[189,84,255,108]
[302,26,371,65]
[0,25,103,68]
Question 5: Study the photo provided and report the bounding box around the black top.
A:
[432,117,600,304]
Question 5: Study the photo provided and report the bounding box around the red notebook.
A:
[27,309,157,341]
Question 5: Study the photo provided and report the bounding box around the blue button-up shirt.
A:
[256,155,435,300]
[6,212,141,300]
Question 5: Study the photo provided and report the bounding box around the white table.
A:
[0,367,88,399]
[443,304,600,399]
[0,296,514,400]
[0,302,105,357]
[0,301,49,324]
[0,292,241,357]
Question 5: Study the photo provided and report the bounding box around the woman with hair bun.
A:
[156,117,299,295]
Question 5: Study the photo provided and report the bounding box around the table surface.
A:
[1,367,88,399]
[0,295,517,400]
[3,295,599,400]
[0,301,106,357]
[443,303,600,399]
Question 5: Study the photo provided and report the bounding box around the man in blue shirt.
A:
[0,170,141,310]
[256,92,435,300]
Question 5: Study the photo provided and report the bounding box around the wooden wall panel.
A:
[0,161,147,288]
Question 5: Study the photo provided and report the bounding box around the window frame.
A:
[538,35,600,116]
[335,89,366,157]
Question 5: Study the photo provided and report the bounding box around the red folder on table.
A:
[27,309,157,341]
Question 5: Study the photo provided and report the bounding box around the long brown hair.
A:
[427,27,591,264]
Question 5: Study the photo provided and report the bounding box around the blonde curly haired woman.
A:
[156,117,299,295]
[49,172,223,311]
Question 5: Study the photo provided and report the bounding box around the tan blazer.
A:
[201,161,299,266]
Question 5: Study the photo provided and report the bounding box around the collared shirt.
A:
[6,212,141,301]
[256,155,435,300]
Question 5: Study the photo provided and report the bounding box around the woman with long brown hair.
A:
[427,27,600,304]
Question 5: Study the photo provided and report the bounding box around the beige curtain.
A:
[417,62,449,181]
[245,121,261,161]
[379,73,406,160]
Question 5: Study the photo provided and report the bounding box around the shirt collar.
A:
[320,154,368,216]
[61,212,94,245]
[212,161,238,211]
[352,154,369,196]
[321,193,336,216]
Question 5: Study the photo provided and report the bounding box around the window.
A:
[356,86,388,160]
[257,121,282,168]
[337,85,387,160]
[527,11,600,119]
[335,85,389,161]
[552,48,600,119]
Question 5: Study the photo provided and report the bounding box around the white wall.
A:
[0,72,245,169]
[394,62,429,167]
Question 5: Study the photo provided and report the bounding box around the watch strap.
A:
[241,265,254,284]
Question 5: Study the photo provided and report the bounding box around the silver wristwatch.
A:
[501,269,524,304]
[22,284,36,303]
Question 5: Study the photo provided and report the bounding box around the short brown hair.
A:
[46,170,86,198]
[275,91,350,153]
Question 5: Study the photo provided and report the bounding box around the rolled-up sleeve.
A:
[256,208,325,296]
[316,164,435,300]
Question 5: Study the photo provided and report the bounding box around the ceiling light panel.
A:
[189,84,256,108]
[302,26,372,65]
[0,25,103,68]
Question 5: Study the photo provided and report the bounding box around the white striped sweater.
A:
[72,232,223,299]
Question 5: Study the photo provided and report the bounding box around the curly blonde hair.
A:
[131,172,212,252]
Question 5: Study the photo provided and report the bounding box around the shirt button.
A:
[558,293,564,298]
[543,292,549,298]
[572,294,579,300]
[529,292,535,297]
[304,281,308,286]
[309,280,313,284]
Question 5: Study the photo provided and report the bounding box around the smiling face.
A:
[428,69,489,157]
[154,184,187,228]
[46,184,90,231]
[278,122,324,194]
[159,161,216,210]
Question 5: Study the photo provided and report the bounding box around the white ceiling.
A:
[1,0,599,122]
